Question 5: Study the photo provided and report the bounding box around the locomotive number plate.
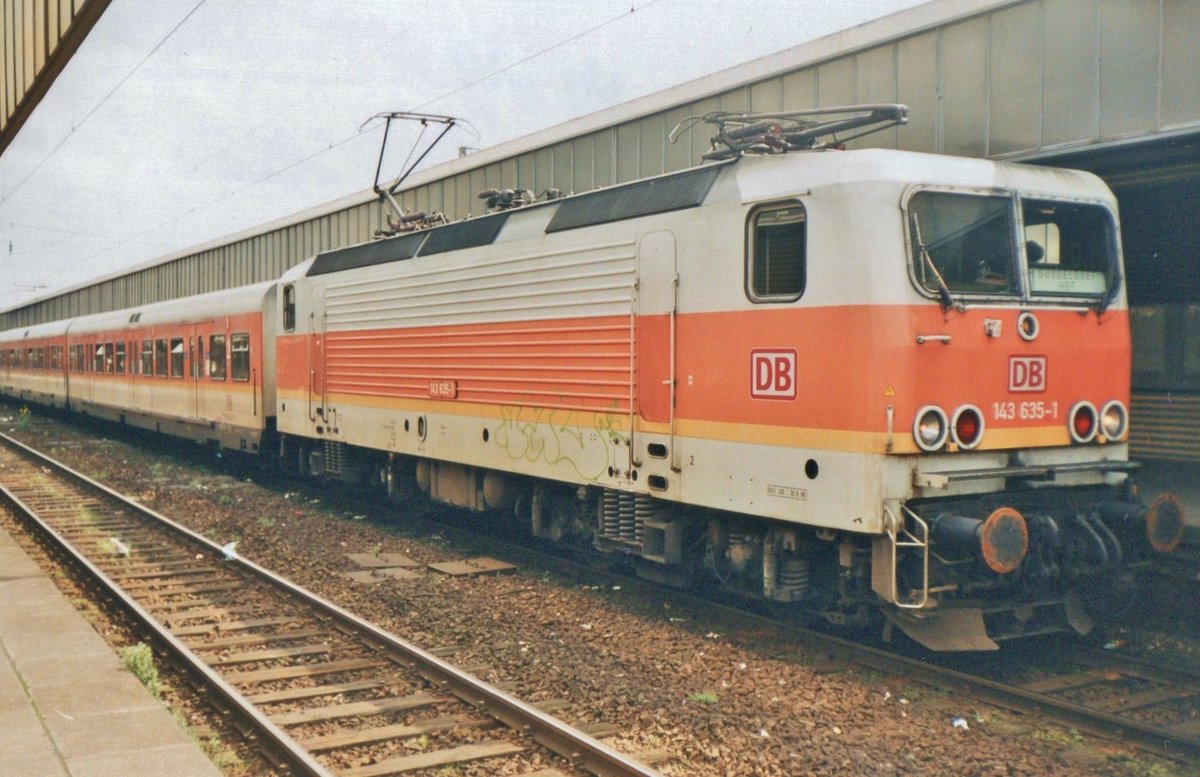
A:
[428,380,458,398]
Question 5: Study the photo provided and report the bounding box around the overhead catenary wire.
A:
[71,0,670,264]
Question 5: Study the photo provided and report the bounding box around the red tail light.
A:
[1068,401,1098,443]
[951,405,984,450]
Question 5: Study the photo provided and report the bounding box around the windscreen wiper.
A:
[912,215,954,310]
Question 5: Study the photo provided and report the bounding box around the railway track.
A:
[1001,643,1200,741]
[528,546,1200,763]
[2,421,1198,771]
[311,477,1200,765]
[245,444,1200,766]
[0,431,662,777]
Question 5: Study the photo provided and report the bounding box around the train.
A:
[0,106,1186,651]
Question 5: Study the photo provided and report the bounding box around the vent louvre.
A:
[307,232,426,277]
[546,164,725,234]
[418,213,510,256]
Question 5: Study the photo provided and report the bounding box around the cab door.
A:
[308,287,326,424]
[637,230,678,464]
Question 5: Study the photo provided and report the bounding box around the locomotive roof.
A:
[284,147,1115,283]
[299,160,735,279]
[731,147,1115,204]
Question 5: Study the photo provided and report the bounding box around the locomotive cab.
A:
[871,170,1182,649]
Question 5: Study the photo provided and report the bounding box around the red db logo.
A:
[1008,355,1047,393]
[751,349,797,400]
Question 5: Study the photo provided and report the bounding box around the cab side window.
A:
[747,203,806,302]
[283,285,296,332]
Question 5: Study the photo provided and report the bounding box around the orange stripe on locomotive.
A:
[275,302,1129,456]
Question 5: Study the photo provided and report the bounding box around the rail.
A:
[0,431,662,777]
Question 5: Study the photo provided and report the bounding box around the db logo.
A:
[751,349,797,400]
[1009,355,1047,393]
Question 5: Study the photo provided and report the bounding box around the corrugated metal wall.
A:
[5,0,1200,329]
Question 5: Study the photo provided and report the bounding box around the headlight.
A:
[1100,400,1128,440]
[913,405,949,451]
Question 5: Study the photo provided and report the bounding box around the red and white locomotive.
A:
[0,107,1183,650]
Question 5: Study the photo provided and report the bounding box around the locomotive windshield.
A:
[908,190,1118,303]
[910,192,1018,296]
[1021,199,1117,298]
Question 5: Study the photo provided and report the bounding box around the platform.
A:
[0,525,222,777]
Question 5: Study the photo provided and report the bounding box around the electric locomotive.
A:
[273,106,1184,650]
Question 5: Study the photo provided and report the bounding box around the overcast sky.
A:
[0,0,926,310]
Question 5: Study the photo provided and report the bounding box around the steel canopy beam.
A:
[0,0,112,159]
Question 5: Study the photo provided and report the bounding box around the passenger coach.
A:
[0,283,277,452]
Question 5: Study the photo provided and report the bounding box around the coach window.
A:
[170,338,185,378]
[104,342,114,373]
[283,284,296,332]
[209,334,227,380]
[747,203,806,302]
[231,333,250,382]
[93,344,104,373]
[141,339,153,375]
[155,338,168,377]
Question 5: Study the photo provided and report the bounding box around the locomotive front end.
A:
[879,174,1184,650]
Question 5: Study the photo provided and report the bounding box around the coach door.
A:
[187,325,203,419]
[637,230,678,469]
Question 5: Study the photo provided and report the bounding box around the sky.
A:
[0,0,927,310]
